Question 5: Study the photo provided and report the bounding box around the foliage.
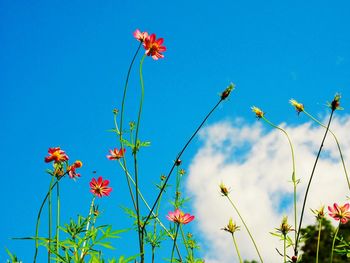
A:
[299,218,350,262]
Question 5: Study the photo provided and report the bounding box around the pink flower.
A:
[143,33,166,60]
[45,147,69,163]
[328,203,350,224]
[67,160,83,179]
[133,29,149,42]
[90,176,112,198]
[107,148,125,160]
[166,209,195,224]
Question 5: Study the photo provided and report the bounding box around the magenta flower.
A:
[328,203,350,224]
[166,209,195,225]
[143,33,166,60]
[133,29,149,42]
[45,147,69,163]
[107,148,125,160]
[90,176,112,198]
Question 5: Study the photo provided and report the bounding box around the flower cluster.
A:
[134,29,166,60]
[45,147,82,179]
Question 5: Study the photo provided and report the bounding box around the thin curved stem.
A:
[134,54,146,263]
[262,117,298,246]
[118,161,183,259]
[170,224,180,263]
[180,224,191,258]
[119,42,142,137]
[316,219,322,263]
[48,176,54,263]
[283,235,286,263]
[330,223,340,263]
[117,160,173,237]
[152,178,166,263]
[143,97,225,231]
[303,110,350,191]
[226,195,264,263]
[80,197,96,259]
[56,180,60,255]
[118,43,142,212]
[232,234,243,263]
[294,109,335,256]
[33,180,59,262]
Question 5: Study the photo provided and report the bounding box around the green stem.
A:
[283,235,286,263]
[80,197,96,260]
[119,42,142,143]
[295,110,334,256]
[135,54,146,143]
[152,246,155,263]
[303,110,350,191]
[151,179,166,263]
[330,223,340,263]
[34,180,59,262]
[143,97,225,232]
[118,43,142,212]
[180,224,191,258]
[56,180,60,256]
[226,195,264,263]
[117,160,173,238]
[262,116,297,245]
[134,54,146,263]
[175,166,181,209]
[170,224,180,263]
[232,234,243,263]
[316,219,322,263]
[48,176,54,263]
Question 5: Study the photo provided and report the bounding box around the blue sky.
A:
[1,0,350,262]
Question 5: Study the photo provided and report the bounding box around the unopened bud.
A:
[221,83,235,100]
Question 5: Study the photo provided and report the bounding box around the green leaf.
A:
[118,254,139,263]
[107,128,120,134]
[97,242,114,249]
[139,140,151,147]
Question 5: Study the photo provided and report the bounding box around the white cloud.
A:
[186,115,350,263]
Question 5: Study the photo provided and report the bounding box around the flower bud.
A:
[251,106,264,119]
[219,182,230,196]
[289,99,304,114]
[220,83,235,100]
[222,218,240,234]
[331,93,341,111]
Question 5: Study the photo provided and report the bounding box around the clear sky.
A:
[1,0,350,262]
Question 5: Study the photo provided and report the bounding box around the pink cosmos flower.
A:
[107,148,125,160]
[328,203,350,224]
[133,29,149,42]
[90,176,112,198]
[166,209,195,225]
[68,160,83,179]
[45,147,69,163]
[143,33,166,60]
